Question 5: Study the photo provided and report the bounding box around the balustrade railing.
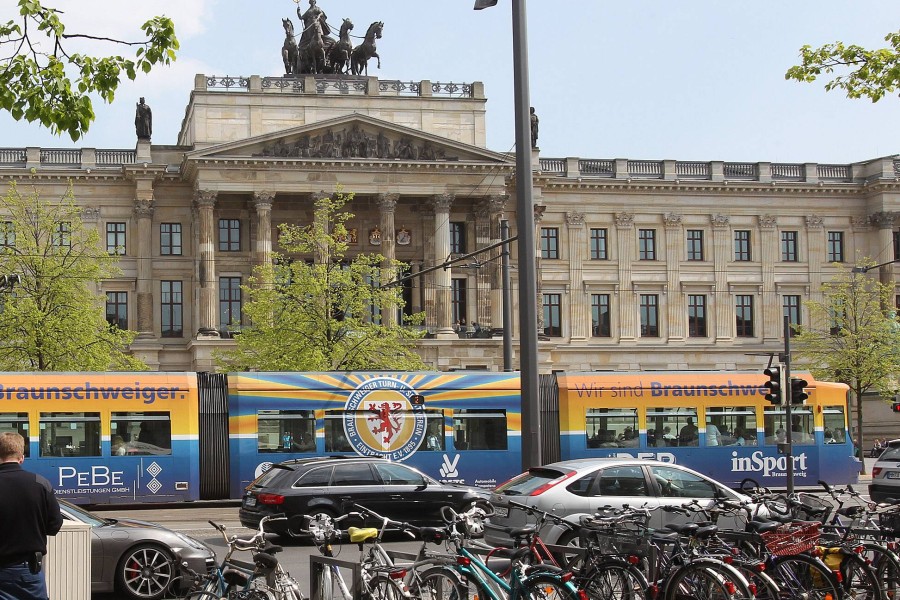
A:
[817,164,850,181]
[379,80,421,96]
[260,77,304,93]
[723,162,757,179]
[675,162,709,178]
[580,159,614,176]
[316,77,367,94]
[41,149,81,166]
[0,148,26,165]
[628,160,662,178]
[207,75,250,90]
[539,158,565,174]
[772,163,803,180]
[96,150,135,165]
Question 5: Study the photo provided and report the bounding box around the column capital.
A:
[758,214,777,229]
[805,214,824,230]
[195,189,217,208]
[253,190,275,210]
[310,190,331,203]
[565,211,585,228]
[133,197,154,219]
[615,211,634,229]
[431,193,455,212]
[871,211,896,229]
[475,194,509,218]
[534,204,547,223]
[710,213,730,228]
[378,193,399,213]
[81,206,101,223]
[663,212,682,229]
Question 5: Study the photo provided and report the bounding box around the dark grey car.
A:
[59,500,215,600]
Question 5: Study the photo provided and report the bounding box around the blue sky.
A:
[3,1,900,164]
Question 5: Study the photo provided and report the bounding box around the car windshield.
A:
[60,501,108,527]
[494,468,565,495]
[879,448,900,461]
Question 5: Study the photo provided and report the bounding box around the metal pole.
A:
[501,219,513,371]
[783,315,795,495]
[511,0,541,471]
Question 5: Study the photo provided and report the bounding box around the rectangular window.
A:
[827,231,845,263]
[0,412,30,457]
[895,231,900,261]
[453,408,508,451]
[591,294,611,337]
[638,229,656,260]
[110,411,171,456]
[590,228,608,260]
[823,406,848,445]
[220,276,243,330]
[257,410,316,453]
[781,231,798,262]
[106,222,126,255]
[39,412,101,457]
[324,410,353,452]
[686,230,704,261]
[688,294,707,337]
[53,222,71,248]
[704,406,758,447]
[646,407,698,447]
[542,293,562,337]
[640,294,659,337]
[736,295,754,337]
[160,223,182,256]
[450,222,466,254]
[784,295,801,336]
[105,291,128,330]
[161,280,183,338]
[451,278,468,327]
[734,230,751,261]
[0,221,14,251]
[541,227,559,259]
[218,218,241,251]
[764,406,814,446]
[586,408,638,449]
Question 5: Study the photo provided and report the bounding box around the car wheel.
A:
[116,543,176,600]
[553,530,584,568]
[303,508,338,537]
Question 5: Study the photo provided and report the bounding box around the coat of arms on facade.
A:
[335,228,358,244]
[369,227,382,246]
[396,228,411,246]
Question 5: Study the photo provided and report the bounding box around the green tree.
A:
[217,191,427,372]
[785,30,900,101]
[0,181,147,371]
[0,0,179,141]
[792,262,900,473]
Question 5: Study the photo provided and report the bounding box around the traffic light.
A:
[790,377,809,405]
[891,402,900,413]
[764,366,783,405]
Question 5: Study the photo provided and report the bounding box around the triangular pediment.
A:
[185,114,512,164]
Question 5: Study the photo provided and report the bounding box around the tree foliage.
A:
[217,191,427,372]
[0,181,147,371]
[792,262,900,471]
[785,30,900,102]
[0,0,179,141]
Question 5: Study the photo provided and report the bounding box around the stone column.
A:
[711,214,732,342]
[378,193,399,326]
[566,211,587,340]
[759,214,779,342]
[310,191,330,265]
[805,215,825,306]
[872,212,897,285]
[481,194,507,331]
[534,205,547,331]
[432,193,455,338]
[615,212,636,341]
[134,194,154,337]
[253,191,275,268]
[664,213,684,341]
[196,190,219,337]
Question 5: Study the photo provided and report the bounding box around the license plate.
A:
[887,472,900,479]
[494,505,508,517]
[244,496,257,507]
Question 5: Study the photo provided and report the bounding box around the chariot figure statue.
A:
[298,0,330,45]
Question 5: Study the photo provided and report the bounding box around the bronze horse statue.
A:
[281,18,298,75]
[298,18,326,74]
[327,18,354,75]
[351,21,383,76]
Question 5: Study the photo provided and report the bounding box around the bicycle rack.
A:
[309,555,362,600]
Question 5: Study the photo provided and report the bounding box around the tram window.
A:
[586,408,638,448]
[704,406,757,447]
[645,408,698,447]
[822,406,847,444]
[110,411,172,455]
[324,410,352,452]
[763,407,814,446]
[258,410,315,453]
[453,409,507,451]
[421,410,445,451]
[39,412,101,457]
[0,413,29,458]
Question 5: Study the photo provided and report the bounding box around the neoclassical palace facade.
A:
[2,73,899,373]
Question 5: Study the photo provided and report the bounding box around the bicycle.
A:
[180,513,304,600]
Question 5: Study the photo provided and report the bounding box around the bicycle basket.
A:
[879,511,900,534]
[794,493,834,524]
[760,521,820,556]
[579,520,648,556]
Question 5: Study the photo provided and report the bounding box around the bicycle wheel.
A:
[663,565,737,600]
[840,554,883,600]
[415,567,470,600]
[315,564,343,600]
[520,572,583,600]
[368,574,409,600]
[581,562,647,600]
[770,554,842,600]
[863,544,900,600]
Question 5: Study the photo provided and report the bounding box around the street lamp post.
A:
[475,0,541,471]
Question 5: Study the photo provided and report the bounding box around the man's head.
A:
[686,417,694,425]
[139,97,145,104]
[0,431,25,463]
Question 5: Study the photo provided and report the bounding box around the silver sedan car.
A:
[59,500,215,600]
[485,457,755,549]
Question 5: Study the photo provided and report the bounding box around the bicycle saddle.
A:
[420,527,447,544]
[347,526,378,543]
[745,520,781,534]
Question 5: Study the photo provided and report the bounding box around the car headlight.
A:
[173,532,208,552]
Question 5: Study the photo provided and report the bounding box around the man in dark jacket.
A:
[0,431,63,600]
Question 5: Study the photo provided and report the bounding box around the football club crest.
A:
[344,377,426,461]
